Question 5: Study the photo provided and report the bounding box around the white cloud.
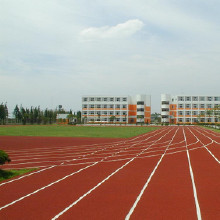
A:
[80,19,144,40]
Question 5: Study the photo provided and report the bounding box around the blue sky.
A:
[1,0,220,114]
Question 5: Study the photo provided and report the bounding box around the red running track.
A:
[0,126,219,220]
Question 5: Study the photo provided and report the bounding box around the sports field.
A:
[0,125,160,138]
[0,126,219,219]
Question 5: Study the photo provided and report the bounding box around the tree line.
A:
[0,103,82,125]
[13,105,58,125]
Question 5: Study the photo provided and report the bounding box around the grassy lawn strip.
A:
[0,168,36,182]
[0,125,160,138]
[201,126,220,133]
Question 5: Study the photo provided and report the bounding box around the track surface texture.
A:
[0,126,219,220]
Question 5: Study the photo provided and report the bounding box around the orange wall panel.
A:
[128,105,137,110]
[129,111,137,116]
[170,104,177,110]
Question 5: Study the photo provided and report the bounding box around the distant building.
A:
[81,95,151,124]
[56,114,76,125]
[161,94,220,124]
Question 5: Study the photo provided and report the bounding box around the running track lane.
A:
[125,127,198,220]
[0,128,174,219]
[186,127,220,220]
[51,128,178,219]
[0,126,219,219]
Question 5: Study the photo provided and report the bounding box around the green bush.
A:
[0,150,11,165]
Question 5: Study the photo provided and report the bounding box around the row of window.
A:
[87,118,127,122]
[177,96,220,101]
[83,97,127,102]
[83,111,127,115]
[178,118,218,122]
[177,111,215,116]
[176,104,219,109]
[83,104,127,109]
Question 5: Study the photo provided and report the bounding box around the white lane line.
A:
[51,128,175,220]
[189,127,220,164]
[125,128,179,220]
[0,128,168,209]
[183,128,202,220]
[0,162,99,211]
[0,165,56,187]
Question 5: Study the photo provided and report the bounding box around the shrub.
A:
[0,150,11,165]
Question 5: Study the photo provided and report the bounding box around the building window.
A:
[207,104,212,108]
[109,111,114,115]
[90,111,94,115]
[178,96,184,101]
[137,108,144,112]
[123,118,126,122]
[162,101,169,105]
[193,111,198,115]
[122,105,127,109]
[186,111,191,115]
[83,97,88,102]
[116,118,120,122]
[193,104,198,108]
[116,111,120,115]
[186,118,191,122]
[83,112,87,115]
[97,97,101,101]
[199,96,205,101]
[103,98,108,101]
[137,101,144,105]
[122,111,127,115]
[192,96,198,101]
[116,104,120,108]
[90,98,95,101]
[207,97,212,101]
[186,104,191,108]
[103,105,107,108]
[178,104,184,108]
[200,104,205,108]
[110,97,114,101]
[185,96,191,101]
[178,111,183,115]
[214,97,219,101]
[109,104,114,109]
[89,105,94,108]
[178,118,183,122]
[116,98,120,102]
[83,105,87,108]
[123,97,127,102]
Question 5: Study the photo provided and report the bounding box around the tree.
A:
[110,115,116,124]
[0,103,8,125]
[0,150,11,165]
[206,109,213,123]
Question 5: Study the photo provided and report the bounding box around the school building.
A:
[161,94,220,124]
[81,94,151,124]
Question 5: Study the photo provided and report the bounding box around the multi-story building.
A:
[161,94,220,124]
[82,94,151,124]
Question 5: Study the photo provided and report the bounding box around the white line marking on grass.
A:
[183,128,202,220]
[125,128,179,220]
[51,127,175,220]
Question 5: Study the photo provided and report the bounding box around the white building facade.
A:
[161,94,220,124]
[82,94,151,124]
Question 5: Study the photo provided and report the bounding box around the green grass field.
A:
[0,125,160,138]
[0,168,36,182]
